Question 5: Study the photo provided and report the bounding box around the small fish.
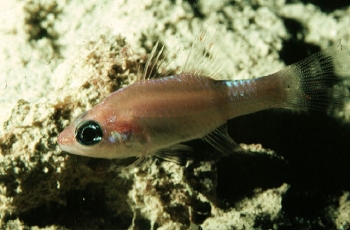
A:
[57,32,350,162]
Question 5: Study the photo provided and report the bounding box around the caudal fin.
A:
[276,44,350,113]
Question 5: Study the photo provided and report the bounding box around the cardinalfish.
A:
[58,30,350,163]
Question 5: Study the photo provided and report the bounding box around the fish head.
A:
[58,107,143,159]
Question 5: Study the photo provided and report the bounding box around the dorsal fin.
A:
[140,24,233,83]
[181,25,232,80]
[142,41,166,80]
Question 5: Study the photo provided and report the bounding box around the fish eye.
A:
[75,120,103,146]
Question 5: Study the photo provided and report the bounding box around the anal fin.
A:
[202,123,239,155]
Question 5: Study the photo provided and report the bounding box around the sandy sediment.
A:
[0,0,350,229]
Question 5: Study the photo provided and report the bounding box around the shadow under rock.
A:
[297,0,350,13]
[220,109,350,227]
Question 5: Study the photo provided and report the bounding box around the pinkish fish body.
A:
[58,40,350,160]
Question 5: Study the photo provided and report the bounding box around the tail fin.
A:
[276,44,350,113]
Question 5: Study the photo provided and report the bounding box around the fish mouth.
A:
[57,126,76,149]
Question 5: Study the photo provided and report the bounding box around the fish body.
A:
[58,41,350,160]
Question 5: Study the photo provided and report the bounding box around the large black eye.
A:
[75,120,103,146]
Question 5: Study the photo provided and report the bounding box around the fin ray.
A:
[202,123,238,155]
[276,44,350,113]
[154,144,192,165]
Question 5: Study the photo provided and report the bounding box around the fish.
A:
[57,30,350,162]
